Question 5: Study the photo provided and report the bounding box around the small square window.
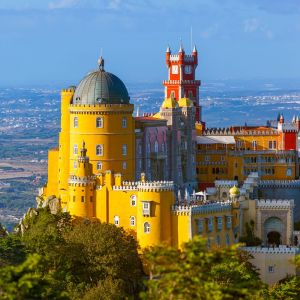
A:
[122,117,127,128]
[97,162,103,170]
[268,266,274,273]
[81,196,85,203]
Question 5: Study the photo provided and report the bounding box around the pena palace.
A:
[40,44,300,251]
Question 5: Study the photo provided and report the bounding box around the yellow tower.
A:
[69,57,135,181]
[136,181,175,247]
[68,142,95,218]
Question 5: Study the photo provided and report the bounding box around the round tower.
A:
[68,142,95,218]
[69,57,135,181]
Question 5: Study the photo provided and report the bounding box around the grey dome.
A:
[73,58,130,105]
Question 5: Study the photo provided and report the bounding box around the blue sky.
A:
[0,0,299,86]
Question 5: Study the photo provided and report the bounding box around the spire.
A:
[80,141,87,157]
[136,106,140,117]
[98,56,105,71]
[166,45,171,53]
[193,45,197,52]
[297,116,299,122]
[292,115,296,123]
[179,40,184,52]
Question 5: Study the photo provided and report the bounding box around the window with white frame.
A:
[123,161,127,170]
[161,143,165,153]
[73,144,78,155]
[217,217,223,230]
[142,201,151,216]
[73,117,78,128]
[252,140,257,149]
[130,195,137,206]
[226,216,232,229]
[197,218,203,234]
[114,216,119,226]
[96,117,103,128]
[268,266,274,273]
[122,144,127,156]
[73,161,77,169]
[144,222,150,233]
[96,144,104,156]
[130,216,135,226]
[96,161,102,170]
[122,117,127,128]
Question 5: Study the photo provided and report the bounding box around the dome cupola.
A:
[73,57,130,105]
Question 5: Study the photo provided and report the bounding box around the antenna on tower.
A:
[190,26,193,53]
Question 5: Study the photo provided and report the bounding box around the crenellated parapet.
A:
[137,180,174,192]
[172,201,233,216]
[256,199,294,209]
[68,175,96,187]
[242,246,300,254]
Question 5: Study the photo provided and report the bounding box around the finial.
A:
[98,56,104,71]
[80,141,87,157]
[179,43,184,53]
[166,45,171,53]
[136,106,140,117]
[193,45,197,52]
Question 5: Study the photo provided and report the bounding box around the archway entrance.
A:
[267,231,281,246]
[264,217,284,246]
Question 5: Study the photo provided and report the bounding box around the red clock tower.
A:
[163,44,201,121]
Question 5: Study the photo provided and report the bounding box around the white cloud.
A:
[244,18,260,33]
[244,18,274,40]
[48,0,79,9]
[200,24,219,39]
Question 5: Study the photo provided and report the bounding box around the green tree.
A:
[64,221,143,298]
[267,276,300,300]
[0,253,68,299]
[0,234,26,267]
[141,236,265,300]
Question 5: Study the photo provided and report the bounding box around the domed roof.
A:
[73,57,130,105]
[178,97,194,108]
[229,185,240,196]
[161,97,179,109]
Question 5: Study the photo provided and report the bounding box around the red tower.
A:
[163,44,201,121]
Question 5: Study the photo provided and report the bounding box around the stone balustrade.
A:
[256,199,294,209]
[242,246,300,254]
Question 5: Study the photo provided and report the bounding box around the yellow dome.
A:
[178,97,194,107]
[161,97,178,109]
[229,185,240,196]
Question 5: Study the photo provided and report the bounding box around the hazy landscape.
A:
[1,79,300,230]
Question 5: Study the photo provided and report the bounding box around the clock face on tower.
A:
[172,65,178,74]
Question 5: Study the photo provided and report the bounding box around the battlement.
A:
[68,175,95,186]
[215,180,238,187]
[256,199,294,209]
[62,87,76,93]
[203,127,278,136]
[259,180,300,188]
[172,201,233,215]
[242,246,300,255]
[163,80,201,85]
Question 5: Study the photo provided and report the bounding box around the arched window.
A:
[114,216,119,226]
[96,117,103,128]
[122,117,127,128]
[96,144,104,156]
[154,141,159,153]
[216,235,221,246]
[122,144,127,156]
[144,222,150,233]
[96,161,102,170]
[73,117,78,128]
[161,143,165,153]
[252,140,257,149]
[130,195,137,206]
[73,144,78,155]
[122,161,127,169]
[73,161,77,169]
[130,216,135,226]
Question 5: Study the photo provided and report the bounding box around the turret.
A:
[192,45,198,65]
[166,46,171,66]
[67,142,95,218]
